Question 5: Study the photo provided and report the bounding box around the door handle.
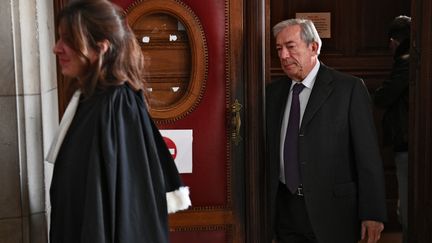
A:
[231,99,242,145]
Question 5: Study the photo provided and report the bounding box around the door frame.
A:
[409,0,432,242]
[243,0,269,242]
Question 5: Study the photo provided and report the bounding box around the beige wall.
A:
[0,0,58,242]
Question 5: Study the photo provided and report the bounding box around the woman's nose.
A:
[53,41,62,55]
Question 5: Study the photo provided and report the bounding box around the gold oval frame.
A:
[126,0,208,121]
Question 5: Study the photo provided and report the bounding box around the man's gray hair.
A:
[273,18,322,55]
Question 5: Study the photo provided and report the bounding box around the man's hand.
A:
[361,220,384,243]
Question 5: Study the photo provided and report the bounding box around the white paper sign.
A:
[160,129,193,174]
[296,12,331,38]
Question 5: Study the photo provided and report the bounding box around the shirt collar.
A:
[291,60,320,90]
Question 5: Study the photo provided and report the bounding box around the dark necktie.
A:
[284,83,305,193]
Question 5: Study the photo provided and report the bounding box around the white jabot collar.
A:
[46,90,81,163]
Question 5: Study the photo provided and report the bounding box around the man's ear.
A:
[97,39,110,55]
[310,42,319,54]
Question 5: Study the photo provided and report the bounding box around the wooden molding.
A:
[126,0,208,122]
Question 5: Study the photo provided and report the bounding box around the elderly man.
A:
[266,18,387,243]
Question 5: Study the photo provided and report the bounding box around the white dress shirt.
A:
[279,61,320,183]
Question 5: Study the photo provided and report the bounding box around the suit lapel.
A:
[274,77,292,128]
[301,64,334,129]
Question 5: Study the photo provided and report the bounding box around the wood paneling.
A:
[170,228,231,243]
[357,1,411,55]
[270,0,411,77]
[126,0,209,120]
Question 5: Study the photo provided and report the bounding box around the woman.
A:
[46,1,191,242]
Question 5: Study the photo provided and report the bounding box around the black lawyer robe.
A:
[49,84,187,243]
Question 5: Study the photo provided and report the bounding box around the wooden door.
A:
[54,0,253,242]
[120,0,245,242]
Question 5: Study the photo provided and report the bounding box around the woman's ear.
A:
[97,39,110,55]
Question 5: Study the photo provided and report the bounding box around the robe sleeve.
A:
[119,87,191,215]
[98,86,191,242]
[148,118,192,213]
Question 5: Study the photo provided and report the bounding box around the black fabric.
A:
[50,84,183,243]
[276,183,318,243]
[266,64,387,243]
[373,40,409,151]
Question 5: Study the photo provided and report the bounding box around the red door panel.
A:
[114,0,244,242]
[118,0,228,207]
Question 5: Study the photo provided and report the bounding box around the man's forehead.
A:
[276,26,302,44]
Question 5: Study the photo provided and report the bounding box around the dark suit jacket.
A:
[266,63,387,243]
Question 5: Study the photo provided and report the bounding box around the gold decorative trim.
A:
[224,0,233,209]
[170,224,232,232]
[126,0,208,122]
